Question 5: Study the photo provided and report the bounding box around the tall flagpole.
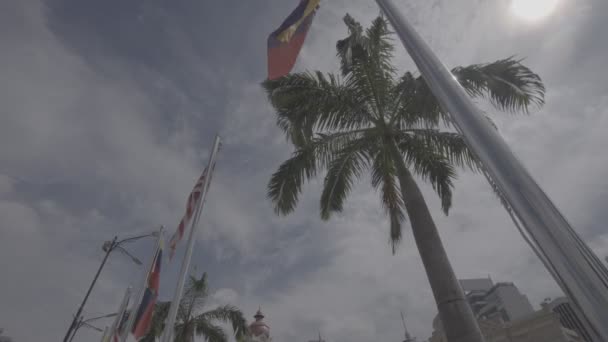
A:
[99,327,110,342]
[374,0,608,340]
[161,135,221,342]
[119,226,163,342]
[107,286,132,342]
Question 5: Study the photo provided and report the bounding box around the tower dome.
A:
[248,308,271,341]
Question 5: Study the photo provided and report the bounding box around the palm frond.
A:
[391,72,450,129]
[262,71,372,146]
[173,321,198,342]
[452,57,545,113]
[268,130,371,215]
[392,57,544,129]
[142,301,171,341]
[395,133,456,214]
[365,16,395,76]
[180,273,209,320]
[320,136,375,219]
[371,142,406,253]
[194,320,227,342]
[268,145,318,215]
[199,305,247,338]
[403,129,481,172]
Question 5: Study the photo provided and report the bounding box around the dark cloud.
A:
[1,0,607,341]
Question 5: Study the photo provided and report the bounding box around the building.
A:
[541,297,594,342]
[428,278,583,342]
[245,308,272,342]
[429,306,582,342]
[459,278,534,322]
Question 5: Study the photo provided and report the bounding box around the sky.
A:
[1,0,607,341]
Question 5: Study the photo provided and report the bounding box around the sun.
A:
[510,0,560,21]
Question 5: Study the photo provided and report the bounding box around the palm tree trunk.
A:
[388,142,485,342]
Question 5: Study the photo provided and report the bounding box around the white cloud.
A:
[2,1,608,342]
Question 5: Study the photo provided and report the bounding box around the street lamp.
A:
[68,312,118,342]
[62,231,159,342]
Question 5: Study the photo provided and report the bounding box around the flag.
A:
[169,167,209,259]
[267,0,321,79]
[113,312,130,342]
[100,327,110,342]
[131,239,163,340]
[159,136,221,342]
[106,287,132,342]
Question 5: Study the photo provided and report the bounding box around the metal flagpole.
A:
[119,226,163,342]
[107,286,132,342]
[374,0,608,340]
[99,327,110,342]
[161,135,221,342]
[63,236,118,342]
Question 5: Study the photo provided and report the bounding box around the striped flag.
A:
[169,167,209,259]
[113,313,130,342]
[131,238,163,340]
[106,287,131,342]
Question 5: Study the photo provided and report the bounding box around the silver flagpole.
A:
[119,226,163,342]
[99,327,109,342]
[374,0,608,340]
[107,286,132,342]
[161,135,221,342]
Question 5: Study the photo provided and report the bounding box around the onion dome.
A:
[248,307,270,339]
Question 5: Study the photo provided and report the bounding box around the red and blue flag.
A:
[131,239,163,340]
[267,0,321,79]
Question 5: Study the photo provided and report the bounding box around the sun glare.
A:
[511,0,560,21]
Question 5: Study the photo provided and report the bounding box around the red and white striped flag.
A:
[169,165,213,259]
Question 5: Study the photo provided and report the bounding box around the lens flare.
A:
[511,0,560,21]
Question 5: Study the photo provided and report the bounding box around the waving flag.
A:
[267,0,321,79]
[113,313,130,342]
[168,167,209,259]
[131,239,163,340]
[105,287,131,342]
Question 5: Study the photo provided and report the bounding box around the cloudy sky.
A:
[1,0,608,341]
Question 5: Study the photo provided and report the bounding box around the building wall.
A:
[429,309,583,342]
[493,285,534,321]
[474,283,534,322]
[543,297,594,342]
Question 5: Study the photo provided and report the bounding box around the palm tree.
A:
[262,15,544,342]
[143,272,248,342]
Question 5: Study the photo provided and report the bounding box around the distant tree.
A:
[143,273,247,342]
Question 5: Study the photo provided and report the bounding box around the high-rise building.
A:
[432,307,583,342]
[459,278,534,322]
[429,278,584,342]
[541,297,594,342]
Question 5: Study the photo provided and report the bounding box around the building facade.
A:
[429,307,582,342]
[429,278,583,342]
[541,297,594,342]
[459,278,534,322]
